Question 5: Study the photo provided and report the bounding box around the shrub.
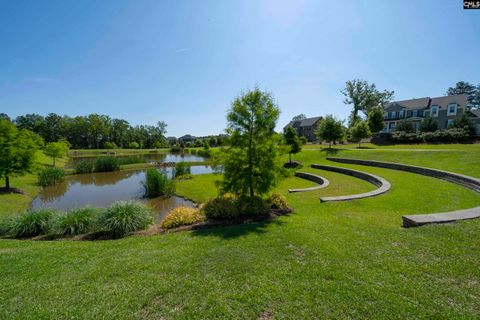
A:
[142,168,175,198]
[128,142,140,149]
[117,155,146,165]
[268,193,289,209]
[98,201,153,237]
[75,160,94,174]
[0,217,16,236]
[10,209,57,238]
[104,141,117,149]
[391,128,470,143]
[161,207,205,229]
[237,196,270,216]
[299,136,308,145]
[174,162,191,178]
[37,167,65,186]
[54,207,98,236]
[202,196,240,219]
[170,145,183,153]
[94,156,120,172]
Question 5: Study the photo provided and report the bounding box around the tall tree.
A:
[367,106,386,134]
[446,81,479,109]
[0,113,10,121]
[284,126,302,163]
[44,141,70,167]
[341,79,394,125]
[349,120,371,148]
[221,88,281,198]
[315,115,344,148]
[291,114,307,121]
[0,120,40,192]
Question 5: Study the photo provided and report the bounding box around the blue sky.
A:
[0,0,479,137]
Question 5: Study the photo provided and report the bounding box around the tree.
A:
[453,113,476,136]
[221,88,281,198]
[349,121,371,148]
[396,120,414,133]
[0,113,10,121]
[284,126,301,163]
[341,79,394,125]
[315,115,344,148]
[0,120,40,192]
[446,81,479,110]
[419,116,438,133]
[367,106,385,134]
[292,114,307,121]
[44,141,70,167]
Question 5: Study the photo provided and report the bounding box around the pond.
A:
[31,165,215,222]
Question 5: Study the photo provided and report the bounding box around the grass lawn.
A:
[1,145,480,318]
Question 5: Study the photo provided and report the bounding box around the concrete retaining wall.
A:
[288,172,329,193]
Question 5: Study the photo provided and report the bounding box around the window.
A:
[448,103,457,115]
[431,105,438,117]
[391,111,396,118]
[389,122,396,130]
[412,110,418,117]
[399,110,404,118]
[447,119,454,127]
[384,112,388,119]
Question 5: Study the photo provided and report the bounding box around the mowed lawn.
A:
[1,145,480,319]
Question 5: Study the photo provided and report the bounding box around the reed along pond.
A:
[31,165,214,222]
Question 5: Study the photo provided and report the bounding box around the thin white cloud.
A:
[175,48,189,53]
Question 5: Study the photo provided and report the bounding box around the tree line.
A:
[0,113,168,149]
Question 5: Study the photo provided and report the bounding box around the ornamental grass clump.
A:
[54,207,99,236]
[161,206,205,229]
[37,167,65,186]
[75,160,94,174]
[142,168,175,198]
[98,201,153,237]
[267,193,289,210]
[9,209,57,238]
[94,156,120,172]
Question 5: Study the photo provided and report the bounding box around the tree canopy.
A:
[341,79,394,125]
[220,88,281,198]
[44,141,70,167]
[315,115,344,148]
[446,81,480,110]
[284,126,302,163]
[0,120,41,191]
[349,120,371,148]
[291,114,307,121]
[367,106,386,134]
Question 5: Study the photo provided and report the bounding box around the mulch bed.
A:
[0,187,26,195]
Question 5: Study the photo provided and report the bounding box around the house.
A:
[468,109,480,135]
[178,134,196,144]
[382,94,479,134]
[283,116,322,142]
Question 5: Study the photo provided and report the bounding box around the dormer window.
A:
[431,105,438,117]
[448,103,457,115]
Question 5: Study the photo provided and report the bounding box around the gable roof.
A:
[284,116,322,129]
[469,109,480,118]
[430,94,468,108]
[384,97,430,110]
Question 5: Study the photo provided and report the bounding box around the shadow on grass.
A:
[320,148,341,156]
[191,217,287,240]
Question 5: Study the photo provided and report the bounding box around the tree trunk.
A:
[358,141,361,148]
[5,176,10,192]
[248,110,254,198]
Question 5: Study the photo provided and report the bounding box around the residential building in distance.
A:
[382,94,480,135]
[283,116,322,142]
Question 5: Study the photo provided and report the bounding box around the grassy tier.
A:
[1,144,480,318]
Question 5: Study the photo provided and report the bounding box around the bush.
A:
[94,156,120,172]
[37,167,65,186]
[170,145,183,153]
[0,217,16,236]
[117,155,146,165]
[202,196,240,219]
[104,141,117,149]
[128,142,140,149]
[299,136,308,145]
[142,168,175,198]
[9,209,57,238]
[161,207,205,229]
[268,193,289,209]
[54,207,98,236]
[237,196,270,216]
[391,128,470,144]
[98,201,153,237]
[174,162,191,178]
[75,160,94,174]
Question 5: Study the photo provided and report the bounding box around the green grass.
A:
[1,145,480,318]
[69,148,170,158]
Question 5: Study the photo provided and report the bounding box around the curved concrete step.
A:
[288,172,330,193]
[327,157,480,227]
[310,164,391,202]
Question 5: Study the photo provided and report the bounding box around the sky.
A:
[0,0,479,137]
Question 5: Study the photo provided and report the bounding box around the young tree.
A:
[284,126,302,163]
[446,81,479,110]
[44,141,70,167]
[349,121,371,148]
[367,106,386,134]
[341,79,394,125]
[220,88,281,198]
[291,114,307,121]
[315,115,344,148]
[0,120,40,192]
[419,116,438,133]
[453,113,476,136]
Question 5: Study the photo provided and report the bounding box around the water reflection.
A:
[31,166,213,221]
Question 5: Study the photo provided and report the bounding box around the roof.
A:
[284,116,322,129]
[384,97,430,110]
[178,134,195,140]
[430,94,468,108]
[469,109,480,118]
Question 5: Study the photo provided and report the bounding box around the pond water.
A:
[31,166,214,222]
[68,152,206,168]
